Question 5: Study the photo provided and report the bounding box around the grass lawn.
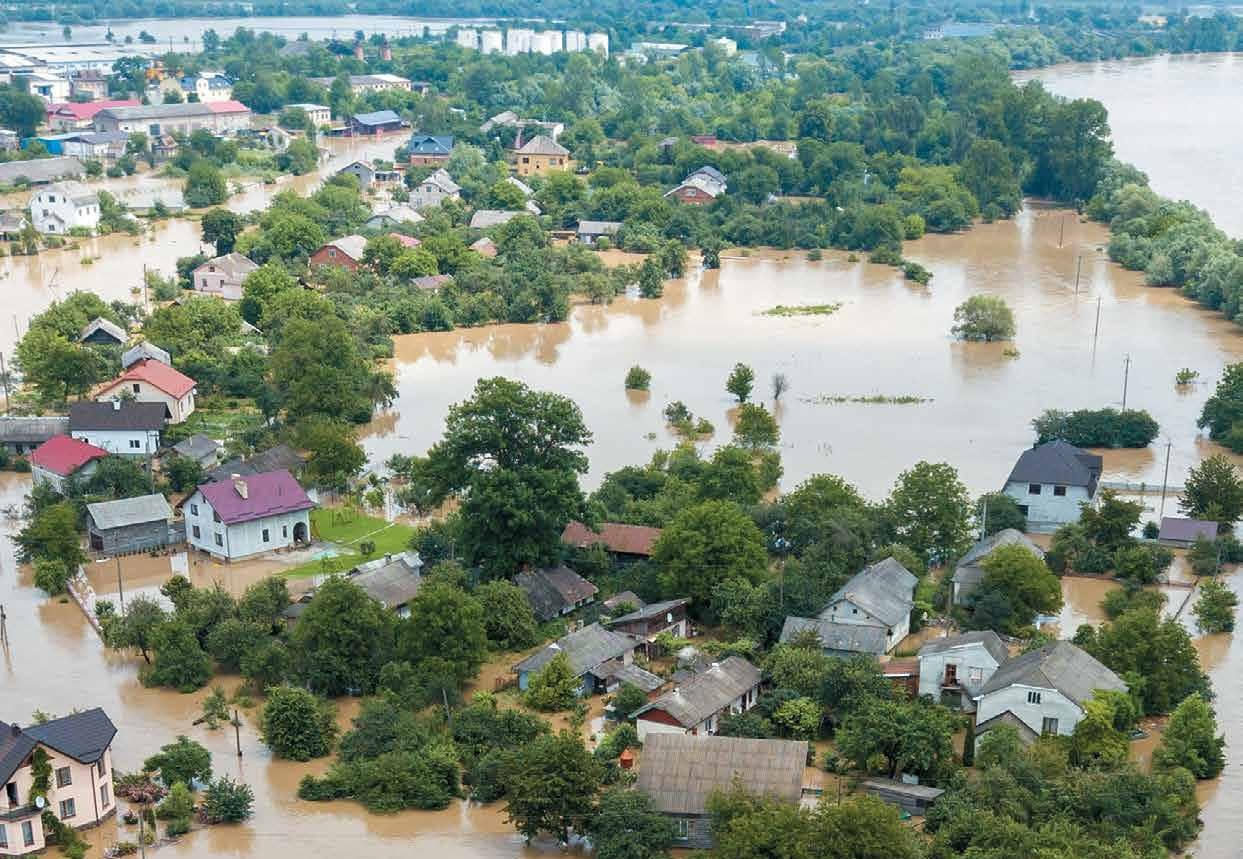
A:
[283,507,417,579]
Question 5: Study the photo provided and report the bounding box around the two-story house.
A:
[29,182,100,234]
[0,709,117,856]
[309,235,367,271]
[69,401,166,457]
[605,598,689,651]
[191,252,258,301]
[1002,440,1102,533]
[510,135,573,177]
[780,557,917,657]
[974,641,1127,747]
[409,168,460,210]
[183,469,314,561]
[94,359,196,425]
[664,166,727,205]
[917,630,1010,710]
[407,133,453,166]
[633,656,763,741]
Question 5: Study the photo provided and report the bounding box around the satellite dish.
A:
[34,796,45,809]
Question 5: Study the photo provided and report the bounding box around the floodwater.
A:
[1024,52,1243,237]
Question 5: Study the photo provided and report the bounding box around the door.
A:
[943,663,958,686]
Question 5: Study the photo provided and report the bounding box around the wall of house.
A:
[309,247,360,271]
[193,268,245,300]
[0,809,45,855]
[2,745,114,855]
[30,191,100,234]
[70,428,160,456]
[32,460,97,494]
[89,519,173,555]
[1003,481,1092,533]
[917,645,1002,705]
[409,185,451,210]
[184,492,310,560]
[822,598,908,653]
[96,383,193,424]
[513,153,573,176]
[667,814,714,850]
[975,685,1083,738]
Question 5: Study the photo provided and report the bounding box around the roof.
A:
[206,443,305,482]
[0,156,83,184]
[779,616,889,655]
[469,209,524,229]
[603,591,646,611]
[918,630,1009,665]
[561,520,662,556]
[20,708,116,766]
[881,658,919,678]
[388,232,421,248]
[667,174,726,198]
[576,220,623,237]
[1159,517,1218,543]
[515,565,598,620]
[825,557,918,628]
[0,722,38,786]
[1006,440,1102,492]
[408,133,453,154]
[606,598,688,627]
[690,165,727,185]
[979,640,1127,706]
[194,252,258,280]
[422,168,460,194]
[87,493,173,531]
[122,341,171,369]
[194,469,314,526]
[975,710,1039,744]
[69,401,167,431]
[348,551,423,609]
[100,359,196,400]
[0,416,69,443]
[953,529,1045,586]
[470,237,498,257]
[514,134,569,156]
[353,109,403,127]
[171,433,219,462]
[47,100,140,122]
[633,656,762,727]
[861,778,945,801]
[78,316,126,343]
[594,660,665,692]
[95,101,250,121]
[368,205,424,225]
[319,235,367,261]
[636,734,806,816]
[512,622,638,676]
[30,434,107,477]
[412,274,453,291]
[505,175,533,197]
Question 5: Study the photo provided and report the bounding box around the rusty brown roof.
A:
[561,520,662,556]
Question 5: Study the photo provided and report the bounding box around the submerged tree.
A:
[951,295,1016,341]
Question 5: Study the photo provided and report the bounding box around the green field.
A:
[283,508,417,579]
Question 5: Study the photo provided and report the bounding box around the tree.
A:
[1193,577,1238,633]
[163,455,205,493]
[772,697,822,739]
[970,544,1062,633]
[398,583,488,685]
[523,651,581,712]
[502,731,601,843]
[0,87,49,136]
[951,295,1016,341]
[1199,362,1243,441]
[886,461,972,564]
[610,683,650,720]
[156,781,195,822]
[261,686,338,761]
[295,417,366,491]
[276,138,319,175]
[202,776,255,823]
[238,576,290,632]
[726,363,755,402]
[201,208,241,254]
[960,139,1022,217]
[270,315,384,423]
[819,654,892,719]
[589,788,676,859]
[184,159,227,207]
[836,697,956,779]
[977,492,1027,535]
[717,711,775,738]
[1180,453,1243,528]
[652,500,767,618]
[474,580,539,650]
[103,596,167,663]
[637,257,664,298]
[624,366,651,391]
[204,618,268,672]
[13,328,109,403]
[733,403,780,448]
[1079,490,1143,550]
[143,736,212,787]
[1153,694,1226,779]
[764,643,830,698]
[1070,695,1129,767]
[239,262,299,324]
[32,558,73,596]
[289,576,395,696]
[146,620,212,693]
[241,639,290,691]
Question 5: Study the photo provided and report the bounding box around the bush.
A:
[156,782,194,820]
[260,686,337,761]
[624,366,651,391]
[201,776,254,823]
[32,558,73,595]
[951,295,1015,341]
[1074,546,1112,574]
[165,817,191,837]
[903,261,932,284]
[1143,520,1160,539]
[1032,408,1159,448]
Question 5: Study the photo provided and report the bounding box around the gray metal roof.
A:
[633,656,761,727]
[469,209,524,229]
[953,529,1045,585]
[206,443,305,482]
[1006,440,1102,492]
[78,316,126,344]
[593,660,666,692]
[779,616,888,655]
[87,493,172,531]
[0,156,83,184]
[69,401,167,431]
[606,598,687,627]
[577,220,622,236]
[979,640,1126,706]
[122,341,171,369]
[96,102,248,121]
[635,734,806,816]
[1159,517,1218,543]
[512,622,638,676]
[171,433,219,463]
[0,416,69,443]
[348,551,423,610]
[824,557,917,628]
[917,630,1009,665]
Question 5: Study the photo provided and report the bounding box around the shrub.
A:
[1032,408,1159,448]
[156,782,194,821]
[951,295,1015,341]
[260,685,337,761]
[624,366,651,391]
[1074,546,1112,574]
[201,776,254,823]
[165,817,191,838]
[903,261,932,284]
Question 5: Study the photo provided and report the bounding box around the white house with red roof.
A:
[182,469,315,560]
[94,359,197,424]
[29,434,108,492]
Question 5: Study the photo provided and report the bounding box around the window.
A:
[59,797,76,819]
[674,818,692,841]
[0,822,7,848]
[56,766,72,788]
[97,758,107,778]
[1028,483,1042,495]
[1053,485,1067,497]
[129,439,141,449]
[213,511,221,523]
[1018,504,1029,516]
[214,533,223,547]
[190,503,198,516]
[282,525,288,538]
[1042,717,1059,735]
[262,528,270,543]
[132,383,140,394]
[1027,690,1042,704]
[968,667,983,683]
[22,821,34,847]
[100,784,111,808]
[192,525,201,539]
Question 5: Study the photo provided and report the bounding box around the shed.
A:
[561,520,661,558]
[78,316,127,346]
[1158,516,1218,547]
[347,551,424,615]
[122,341,171,369]
[86,493,177,555]
[952,529,1045,606]
[861,778,944,816]
[0,415,70,454]
[576,220,622,245]
[512,622,639,694]
[170,433,220,466]
[516,564,598,620]
[469,209,525,230]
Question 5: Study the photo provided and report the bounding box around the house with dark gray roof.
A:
[783,557,917,657]
[1158,516,1218,548]
[917,630,1009,710]
[78,316,126,346]
[206,443,305,482]
[633,656,762,741]
[605,598,689,645]
[778,615,890,657]
[69,401,167,456]
[0,415,70,455]
[512,622,640,695]
[576,220,622,245]
[348,551,423,615]
[168,433,220,467]
[1002,440,1102,532]
[86,493,178,555]
[952,529,1045,606]
[635,734,806,849]
[515,564,598,621]
[0,708,118,851]
[974,640,1126,746]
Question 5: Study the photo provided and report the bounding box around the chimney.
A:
[112,400,121,411]
[353,42,365,61]
[233,476,248,499]
[10,723,20,735]
[381,43,392,61]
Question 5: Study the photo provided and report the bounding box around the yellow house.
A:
[511,135,574,177]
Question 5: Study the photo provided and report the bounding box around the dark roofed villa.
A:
[1002,440,1103,532]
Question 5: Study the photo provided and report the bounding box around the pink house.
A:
[0,709,117,855]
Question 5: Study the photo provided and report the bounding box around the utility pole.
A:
[1058,214,1065,248]
[1093,297,1102,345]
[0,603,7,645]
[234,710,243,757]
[1074,255,1082,294]
[1159,440,1173,521]
[1121,354,1132,412]
[0,352,10,415]
[116,556,125,612]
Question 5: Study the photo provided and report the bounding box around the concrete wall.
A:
[975,685,1083,738]
[70,428,160,457]
[1002,480,1092,533]
[917,643,1003,704]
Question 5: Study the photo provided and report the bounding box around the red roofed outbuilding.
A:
[94,359,197,424]
[46,99,142,132]
[30,434,108,491]
[561,520,662,558]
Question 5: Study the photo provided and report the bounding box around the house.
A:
[388,233,421,249]
[338,160,377,187]
[515,565,598,621]
[183,469,314,561]
[633,656,763,740]
[192,252,258,301]
[917,630,1009,710]
[56,131,130,161]
[0,210,29,239]
[782,557,917,657]
[350,110,406,136]
[635,734,805,848]
[665,165,727,204]
[605,598,689,645]
[29,434,107,492]
[561,520,662,559]
[94,359,196,424]
[576,220,623,245]
[77,317,126,346]
[0,157,84,187]
[412,274,453,291]
[69,69,110,101]
[86,494,177,555]
[1158,516,1219,548]
[1002,440,1102,532]
[309,235,368,271]
[470,236,498,258]
[92,101,252,136]
[285,103,331,127]
[206,443,305,483]
[603,591,645,613]
[974,641,1128,747]
[469,209,525,230]
[0,416,70,456]
[409,168,460,210]
[861,779,944,816]
[347,551,424,616]
[168,433,220,467]
[952,529,1046,607]
[505,175,534,198]
[16,71,70,103]
[510,134,573,177]
[0,708,118,855]
[68,401,166,456]
[407,133,453,165]
[121,341,171,369]
[512,623,640,694]
[881,658,920,697]
[365,206,424,230]
[311,74,413,95]
[45,99,141,132]
[481,111,564,140]
[29,182,100,234]
[179,73,234,103]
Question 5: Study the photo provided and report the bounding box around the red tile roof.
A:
[29,434,107,476]
[102,359,196,399]
[196,469,314,525]
[46,99,141,121]
[206,100,252,114]
[561,521,662,556]
[388,232,421,248]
